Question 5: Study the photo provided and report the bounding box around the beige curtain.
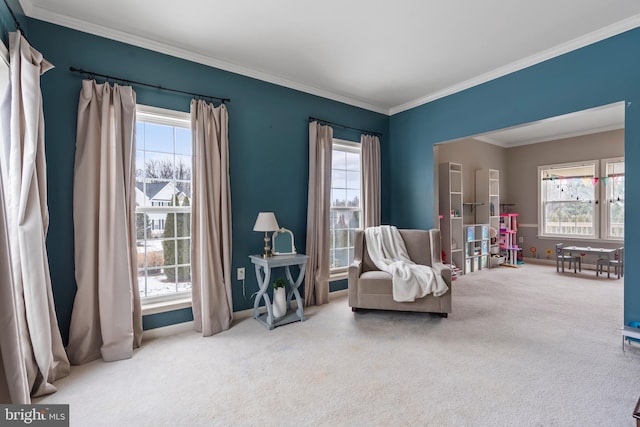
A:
[190,99,233,336]
[361,134,381,228]
[0,35,27,406]
[0,31,69,400]
[68,79,142,364]
[0,153,29,404]
[304,122,333,306]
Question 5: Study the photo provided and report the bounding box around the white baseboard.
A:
[143,288,349,338]
[142,321,195,339]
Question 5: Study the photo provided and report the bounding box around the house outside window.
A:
[603,158,624,239]
[539,162,598,238]
[135,105,192,301]
[330,139,361,272]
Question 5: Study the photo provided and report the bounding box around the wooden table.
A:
[249,254,308,330]
[562,246,616,274]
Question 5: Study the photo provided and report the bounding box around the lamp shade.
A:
[253,212,280,232]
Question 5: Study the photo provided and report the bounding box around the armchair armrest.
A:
[348,230,366,308]
[431,262,452,287]
[348,259,362,308]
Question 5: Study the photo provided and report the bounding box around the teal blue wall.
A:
[24,19,389,341]
[0,1,26,46]
[389,29,640,324]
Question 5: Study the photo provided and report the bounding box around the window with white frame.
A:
[603,158,624,239]
[135,105,192,301]
[539,162,598,238]
[330,139,361,272]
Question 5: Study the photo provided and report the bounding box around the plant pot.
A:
[272,287,286,318]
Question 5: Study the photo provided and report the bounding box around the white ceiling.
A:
[472,102,625,148]
[19,0,640,115]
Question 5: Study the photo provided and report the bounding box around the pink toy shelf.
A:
[499,213,522,267]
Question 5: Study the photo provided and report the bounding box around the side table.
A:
[249,254,308,330]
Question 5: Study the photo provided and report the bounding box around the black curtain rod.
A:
[309,116,381,137]
[2,0,29,43]
[69,67,230,103]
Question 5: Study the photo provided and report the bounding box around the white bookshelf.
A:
[476,169,500,259]
[464,224,490,273]
[439,163,464,276]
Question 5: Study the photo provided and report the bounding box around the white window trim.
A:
[330,270,349,282]
[537,160,601,240]
[137,104,190,127]
[330,138,362,276]
[141,294,192,316]
[333,138,360,152]
[136,104,193,311]
[601,157,624,241]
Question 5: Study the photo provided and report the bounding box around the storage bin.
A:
[490,256,505,267]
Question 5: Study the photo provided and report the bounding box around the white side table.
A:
[249,254,308,330]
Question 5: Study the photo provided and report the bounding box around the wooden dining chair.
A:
[596,247,624,279]
[555,243,580,273]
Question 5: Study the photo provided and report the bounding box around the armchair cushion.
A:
[358,271,394,295]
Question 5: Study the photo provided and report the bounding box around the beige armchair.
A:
[348,228,452,317]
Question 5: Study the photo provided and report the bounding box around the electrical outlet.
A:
[519,236,524,243]
[237,267,245,280]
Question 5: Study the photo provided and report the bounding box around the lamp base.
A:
[262,232,273,258]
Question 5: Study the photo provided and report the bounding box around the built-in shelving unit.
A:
[476,169,500,260]
[439,162,464,277]
[464,224,489,273]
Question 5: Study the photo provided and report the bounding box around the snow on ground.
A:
[137,239,191,298]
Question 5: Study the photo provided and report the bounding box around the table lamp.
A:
[253,212,280,258]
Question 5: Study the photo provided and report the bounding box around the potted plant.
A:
[272,277,287,318]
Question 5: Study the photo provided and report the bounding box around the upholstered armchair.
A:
[348,228,452,316]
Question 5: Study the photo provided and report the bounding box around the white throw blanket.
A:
[365,226,449,302]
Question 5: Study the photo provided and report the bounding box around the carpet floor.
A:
[36,263,640,426]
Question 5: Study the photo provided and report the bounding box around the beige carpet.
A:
[36,263,640,426]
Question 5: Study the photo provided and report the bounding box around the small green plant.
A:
[273,277,287,289]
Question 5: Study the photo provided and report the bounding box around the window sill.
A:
[536,235,623,244]
[330,271,348,282]
[142,297,192,316]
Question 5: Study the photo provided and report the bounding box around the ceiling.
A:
[472,102,625,148]
[19,0,640,115]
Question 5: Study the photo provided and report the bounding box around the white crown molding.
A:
[388,14,640,116]
[20,0,388,115]
[17,0,31,15]
[474,123,624,148]
[20,1,640,117]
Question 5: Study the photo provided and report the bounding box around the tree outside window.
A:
[135,106,192,301]
[330,140,361,271]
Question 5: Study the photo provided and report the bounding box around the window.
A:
[330,139,361,272]
[539,162,598,238]
[135,105,192,301]
[538,159,624,241]
[603,158,624,239]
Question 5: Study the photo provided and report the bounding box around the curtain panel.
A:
[190,99,233,336]
[0,154,29,404]
[0,31,69,401]
[361,134,381,228]
[68,79,142,364]
[304,121,333,306]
